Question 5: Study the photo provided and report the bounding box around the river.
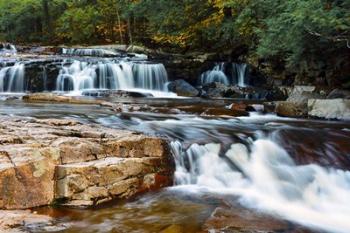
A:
[0,47,349,233]
[0,97,349,233]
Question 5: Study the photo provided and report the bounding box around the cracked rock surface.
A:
[0,116,174,209]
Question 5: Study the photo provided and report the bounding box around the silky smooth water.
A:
[0,98,349,233]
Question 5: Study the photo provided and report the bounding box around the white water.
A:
[172,138,350,233]
[56,60,172,96]
[0,43,17,55]
[200,62,248,87]
[234,63,247,87]
[0,63,25,92]
[62,48,118,57]
[200,63,229,85]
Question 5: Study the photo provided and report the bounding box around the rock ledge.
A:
[0,117,174,209]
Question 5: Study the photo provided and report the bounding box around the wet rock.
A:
[82,90,153,98]
[0,210,65,233]
[263,102,276,113]
[202,82,231,98]
[287,91,322,106]
[274,85,323,118]
[308,99,350,120]
[228,102,260,112]
[201,82,268,99]
[167,80,199,97]
[275,101,306,118]
[0,116,174,209]
[292,85,316,94]
[265,87,288,101]
[202,108,249,117]
[23,93,102,105]
[56,157,173,206]
[327,89,350,99]
[161,224,184,233]
[100,102,150,113]
[201,205,289,233]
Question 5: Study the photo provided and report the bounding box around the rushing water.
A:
[62,48,119,57]
[0,63,25,92]
[0,48,349,232]
[0,98,349,233]
[200,62,248,87]
[0,43,17,55]
[0,59,172,96]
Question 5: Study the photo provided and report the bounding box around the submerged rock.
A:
[0,117,174,209]
[0,210,66,233]
[201,205,289,233]
[308,99,350,120]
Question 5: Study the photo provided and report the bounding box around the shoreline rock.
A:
[308,99,350,121]
[0,117,174,209]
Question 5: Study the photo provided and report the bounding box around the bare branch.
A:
[304,26,350,48]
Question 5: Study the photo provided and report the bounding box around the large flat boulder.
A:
[275,85,323,118]
[308,99,350,120]
[0,117,174,209]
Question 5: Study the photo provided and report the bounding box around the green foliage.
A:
[56,5,100,44]
[256,0,350,69]
[0,0,349,78]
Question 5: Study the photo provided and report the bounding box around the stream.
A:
[0,48,350,233]
[0,98,349,233]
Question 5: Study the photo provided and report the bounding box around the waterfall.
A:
[0,43,17,55]
[0,63,25,92]
[133,63,168,91]
[233,63,247,87]
[200,63,229,85]
[172,139,350,233]
[200,62,248,87]
[56,61,169,93]
[62,48,118,57]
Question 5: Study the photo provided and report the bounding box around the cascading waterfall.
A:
[171,138,350,233]
[0,43,17,55]
[200,62,229,85]
[133,63,169,91]
[56,60,169,93]
[0,63,25,92]
[233,63,247,87]
[62,48,118,57]
[200,62,248,87]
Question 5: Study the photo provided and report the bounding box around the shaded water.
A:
[200,62,248,87]
[0,98,350,233]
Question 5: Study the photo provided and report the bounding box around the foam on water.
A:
[172,138,350,233]
[0,63,25,92]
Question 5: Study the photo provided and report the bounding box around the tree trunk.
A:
[116,10,123,44]
[127,16,133,46]
[42,0,52,37]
